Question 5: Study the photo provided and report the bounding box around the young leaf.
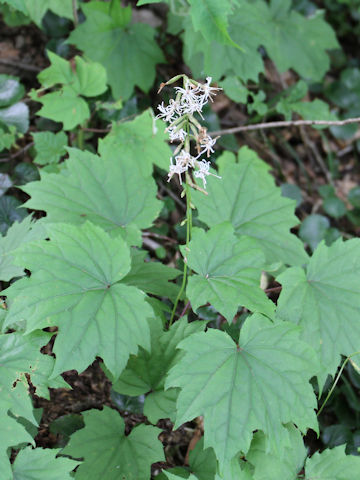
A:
[112,316,205,423]
[188,438,217,480]
[62,406,165,479]
[68,2,164,100]
[11,447,79,480]
[22,148,162,246]
[305,445,360,479]
[3,222,152,378]
[277,238,360,386]
[98,109,172,175]
[166,314,318,467]
[0,215,46,282]
[32,131,67,165]
[182,223,274,323]
[192,147,308,266]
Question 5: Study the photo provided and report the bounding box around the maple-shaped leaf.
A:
[305,445,360,480]
[62,406,165,479]
[166,314,318,467]
[21,148,162,246]
[112,316,204,423]
[68,2,164,100]
[11,447,79,480]
[0,215,46,282]
[192,148,308,266]
[32,131,67,165]
[99,109,172,175]
[3,222,152,378]
[182,223,274,322]
[277,238,360,387]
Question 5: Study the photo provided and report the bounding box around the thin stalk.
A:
[77,127,84,150]
[72,0,78,27]
[317,350,360,417]
[169,180,192,327]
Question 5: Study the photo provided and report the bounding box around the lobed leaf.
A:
[166,314,319,467]
[63,406,165,479]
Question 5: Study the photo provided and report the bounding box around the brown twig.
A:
[0,58,41,73]
[0,142,34,162]
[179,301,191,319]
[265,286,282,294]
[72,0,79,27]
[210,117,360,137]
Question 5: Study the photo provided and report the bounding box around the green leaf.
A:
[99,109,172,175]
[277,238,360,386]
[0,74,24,107]
[348,186,360,208]
[3,222,152,378]
[121,249,181,301]
[22,148,162,246]
[0,215,46,282]
[291,99,337,129]
[112,316,205,423]
[33,52,107,130]
[0,196,27,235]
[262,1,338,81]
[63,406,165,479]
[11,447,79,479]
[0,101,29,133]
[13,162,40,186]
[305,445,360,480]
[192,147,308,266]
[188,438,217,480]
[246,424,306,480]
[0,0,73,26]
[183,223,274,323]
[33,131,67,165]
[299,214,330,252]
[68,2,164,100]
[188,0,237,47]
[166,314,318,467]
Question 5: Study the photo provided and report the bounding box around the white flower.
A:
[199,76,222,104]
[194,159,221,188]
[198,134,217,157]
[175,149,196,169]
[168,126,187,142]
[156,99,181,122]
[168,156,187,185]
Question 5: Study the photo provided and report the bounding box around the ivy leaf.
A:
[246,424,306,480]
[0,215,46,282]
[11,447,79,480]
[182,223,274,323]
[166,314,318,467]
[62,406,165,479]
[305,445,360,479]
[192,147,308,266]
[277,238,360,386]
[98,109,172,175]
[3,222,152,378]
[68,2,164,100]
[112,316,204,423]
[32,131,67,165]
[22,148,162,246]
[121,249,181,301]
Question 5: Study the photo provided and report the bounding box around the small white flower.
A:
[168,156,187,185]
[168,126,187,142]
[199,76,222,104]
[175,149,196,169]
[194,159,221,188]
[198,134,217,157]
[156,99,181,122]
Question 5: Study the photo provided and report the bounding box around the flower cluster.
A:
[156,75,221,189]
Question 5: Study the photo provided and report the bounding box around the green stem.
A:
[169,180,192,327]
[317,350,360,417]
[77,127,84,150]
